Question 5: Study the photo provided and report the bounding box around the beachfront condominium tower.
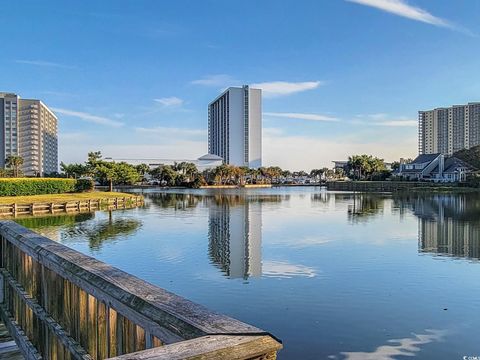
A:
[419,102,480,155]
[208,85,262,168]
[0,93,58,176]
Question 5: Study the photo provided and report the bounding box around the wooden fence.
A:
[0,196,144,218]
[0,221,282,360]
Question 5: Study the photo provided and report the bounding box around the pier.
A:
[0,221,282,359]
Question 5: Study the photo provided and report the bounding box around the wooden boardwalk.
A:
[0,321,23,360]
[0,221,281,360]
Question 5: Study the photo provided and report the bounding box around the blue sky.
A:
[1,0,479,170]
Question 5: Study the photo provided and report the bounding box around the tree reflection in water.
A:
[15,211,141,252]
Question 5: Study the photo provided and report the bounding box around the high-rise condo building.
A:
[208,85,262,168]
[419,102,480,155]
[0,93,58,176]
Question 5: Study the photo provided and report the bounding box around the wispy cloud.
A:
[14,60,76,69]
[135,126,205,137]
[154,97,184,107]
[346,0,454,29]
[264,112,338,122]
[191,74,238,87]
[252,81,324,98]
[373,119,417,127]
[52,108,124,127]
[352,114,417,127]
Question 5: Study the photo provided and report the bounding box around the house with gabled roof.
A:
[398,153,475,182]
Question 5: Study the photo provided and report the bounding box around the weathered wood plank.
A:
[106,335,282,360]
[0,269,92,360]
[0,304,42,360]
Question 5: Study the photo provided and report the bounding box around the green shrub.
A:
[74,178,95,192]
[0,178,76,196]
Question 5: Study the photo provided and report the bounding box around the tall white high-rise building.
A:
[0,92,58,176]
[419,102,480,155]
[208,85,262,168]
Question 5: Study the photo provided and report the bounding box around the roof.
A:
[197,154,223,161]
[431,156,473,173]
[410,153,441,164]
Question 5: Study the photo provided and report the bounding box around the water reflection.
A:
[208,199,262,279]
[62,212,142,251]
[395,194,480,260]
[15,211,142,251]
[334,329,446,360]
[15,213,95,241]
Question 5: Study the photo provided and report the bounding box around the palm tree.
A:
[5,155,24,177]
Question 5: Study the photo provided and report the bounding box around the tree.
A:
[347,154,387,180]
[115,162,141,185]
[213,164,234,185]
[150,165,177,186]
[5,155,24,177]
[60,162,88,179]
[86,151,103,176]
[267,166,282,183]
[183,163,199,182]
[95,163,116,192]
[310,169,324,183]
[135,164,150,181]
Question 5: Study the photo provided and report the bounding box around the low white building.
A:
[105,154,223,172]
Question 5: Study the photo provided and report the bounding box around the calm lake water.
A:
[15,187,480,359]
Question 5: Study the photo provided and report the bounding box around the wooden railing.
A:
[0,196,144,217]
[0,221,282,360]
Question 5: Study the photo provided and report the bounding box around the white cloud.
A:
[14,59,76,69]
[252,81,323,98]
[135,126,206,137]
[352,115,417,127]
[346,0,452,28]
[154,97,184,107]
[373,119,417,127]
[368,113,389,120]
[191,74,238,87]
[52,108,124,127]
[264,112,338,122]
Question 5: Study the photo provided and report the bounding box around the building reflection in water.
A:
[207,195,282,279]
[398,194,480,260]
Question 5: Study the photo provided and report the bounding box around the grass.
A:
[0,192,138,205]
